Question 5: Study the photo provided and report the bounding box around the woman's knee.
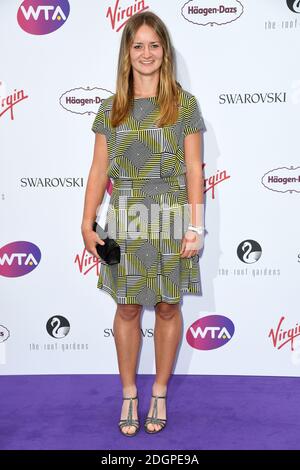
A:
[155,302,180,320]
[117,304,142,321]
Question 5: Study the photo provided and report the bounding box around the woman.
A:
[81,11,205,437]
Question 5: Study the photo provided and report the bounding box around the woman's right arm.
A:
[81,133,109,258]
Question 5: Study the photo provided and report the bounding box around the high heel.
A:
[144,395,167,434]
[118,396,140,437]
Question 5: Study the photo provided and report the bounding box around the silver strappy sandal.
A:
[144,395,167,434]
[118,396,140,437]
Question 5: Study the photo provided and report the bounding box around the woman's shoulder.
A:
[100,93,115,111]
[178,87,196,107]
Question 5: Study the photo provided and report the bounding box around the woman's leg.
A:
[146,301,182,432]
[113,303,143,434]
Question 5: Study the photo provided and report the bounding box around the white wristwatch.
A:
[187,225,205,235]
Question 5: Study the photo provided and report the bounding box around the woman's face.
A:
[130,24,163,77]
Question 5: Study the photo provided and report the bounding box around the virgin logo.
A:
[203,163,231,200]
[0,241,41,277]
[0,88,28,121]
[268,316,300,352]
[107,0,150,32]
[75,180,113,275]
[186,315,235,350]
[17,0,70,35]
[75,248,103,276]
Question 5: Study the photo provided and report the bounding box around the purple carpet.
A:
[0,374,299,450]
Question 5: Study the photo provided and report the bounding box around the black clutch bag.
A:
[92,221,120,265]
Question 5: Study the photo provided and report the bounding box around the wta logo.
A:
[186,315,235,350]
[0,241,41,277]
[17,0,70,35]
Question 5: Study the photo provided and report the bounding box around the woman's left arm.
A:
[180,131,204,258]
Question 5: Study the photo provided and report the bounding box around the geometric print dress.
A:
[91,87,205,307]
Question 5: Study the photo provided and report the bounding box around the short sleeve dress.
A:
[91,88,205,307]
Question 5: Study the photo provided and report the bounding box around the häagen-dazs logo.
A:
[186,315,234,350]
[0,325,10,343]
[59,87,113,115]
[0,241,41,277]
[17,0,70,35]
[181,0,244,26]
[261,166,300,193]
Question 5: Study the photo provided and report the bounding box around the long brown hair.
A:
[110,10,181,128]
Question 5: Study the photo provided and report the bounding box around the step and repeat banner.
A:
[1,0,299,376]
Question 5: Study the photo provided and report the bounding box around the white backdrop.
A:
[1,0,300,376]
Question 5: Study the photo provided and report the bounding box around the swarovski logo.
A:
[219,92,287,104]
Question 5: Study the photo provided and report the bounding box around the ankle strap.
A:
[123,396,138,400]
[152,395,166,399]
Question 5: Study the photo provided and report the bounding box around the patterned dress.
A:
[91,88,205,307]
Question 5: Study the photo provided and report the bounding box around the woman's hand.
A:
[81,226,106,261]
[180,229,204,258]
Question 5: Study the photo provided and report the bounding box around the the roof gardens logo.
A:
[286,0,300,13]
